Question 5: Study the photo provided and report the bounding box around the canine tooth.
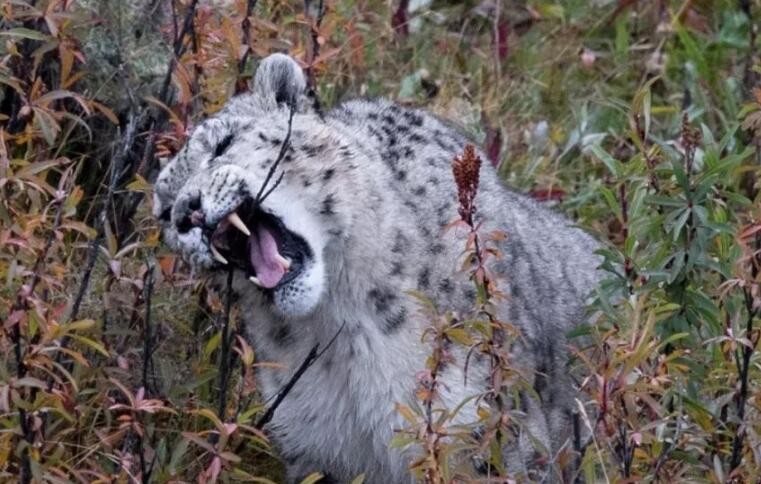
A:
[227,212,251,236]
[275,254,291,270]
[210,245,228,265]
[249,276,263,287]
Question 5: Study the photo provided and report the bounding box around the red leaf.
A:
[529,187,567,202]
[496,18,509,60]
[482,113,502,167]
[391,0,410,37]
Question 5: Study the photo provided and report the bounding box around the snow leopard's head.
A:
[153,54,356,318]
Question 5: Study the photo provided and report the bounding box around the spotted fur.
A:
[154,54,603,482]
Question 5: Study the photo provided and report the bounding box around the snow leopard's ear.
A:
[252,53,309,111]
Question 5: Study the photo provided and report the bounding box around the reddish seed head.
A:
[680,112,702,151]
[452,144,482,225]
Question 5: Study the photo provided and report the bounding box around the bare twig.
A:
[304,0,325,113]
[137,0,200,178]
[162,0,200,111]
[236,0,259,92]
[230,321,343,454]
[189,8,205,111]
[619,183,636,294]
[216,269,236,421]
[255,103,295,204]
[739,0,758,92]
[254,321,346,430]
[138,262,157,482]
[9,171,71,484]
[653,396,684,478]
[142,263,157,395]
[572,412,583,483]
[391,0,410,38]
[71,112,139,324]
[53,112,139,380]
[254,345,318,429]
[730,276,759,471]
[492,0,502,82]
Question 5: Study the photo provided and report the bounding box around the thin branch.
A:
[492,0,502,82]
[73,112,139,323]
[139,262,157,482]
[216,269,236,421]
[254,321,346,430]
[572,412,583,484]
[729,281,759,471]
[255,103,295,204]
[236,0,259,92]
[391,0,410,38]
[653,396,684,478]
[114,0,200,240]
[137,0,199,178]
[304,0,325,113]
[163,0,200,106]
[53,111,139,378]
[9,171,71,484]
[189,6,205,111]
[141,263,156,395]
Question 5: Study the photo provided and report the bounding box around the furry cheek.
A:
[272,258,326,318]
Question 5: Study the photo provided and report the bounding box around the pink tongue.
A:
[248,225,285,288]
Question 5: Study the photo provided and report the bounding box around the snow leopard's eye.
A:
[213,134,234,158]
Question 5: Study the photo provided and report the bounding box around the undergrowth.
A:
[1,0,760,481]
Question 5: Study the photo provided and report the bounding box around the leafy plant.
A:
[2,0,761,481]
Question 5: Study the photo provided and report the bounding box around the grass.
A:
[1,0,760,481]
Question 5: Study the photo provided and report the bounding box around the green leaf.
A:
[351,474,366,484]
[683,397,714,432]
[675,24,709,81]
[300,473,325,484]
[670,208,691,241]
[673,159,692,193]
[446,327,472,345]
[628,184,647,219]
[204,332,222,360]
[598,186,622,222]
[15,377,47,390]
[588,144,622,177]
[647,195,685,208]
[168,437,190,475]
[388,434,417,449]
[69,335,109,357]
[535,4,565,22]
[62,319,97,333]
[0,28,52,41]
[33,107,60,146]
[614,17,629,64]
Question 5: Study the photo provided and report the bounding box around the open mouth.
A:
[205,198,311,290]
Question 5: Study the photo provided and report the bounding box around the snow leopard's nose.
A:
[174,193,205,234]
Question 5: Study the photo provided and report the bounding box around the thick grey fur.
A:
[153,53,603,483]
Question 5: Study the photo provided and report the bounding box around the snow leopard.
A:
[153,53,603,482]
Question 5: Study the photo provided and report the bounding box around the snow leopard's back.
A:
[327,97,602,335]
[318,97,603,477]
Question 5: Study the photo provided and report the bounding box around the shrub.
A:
[1,0,759,482]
